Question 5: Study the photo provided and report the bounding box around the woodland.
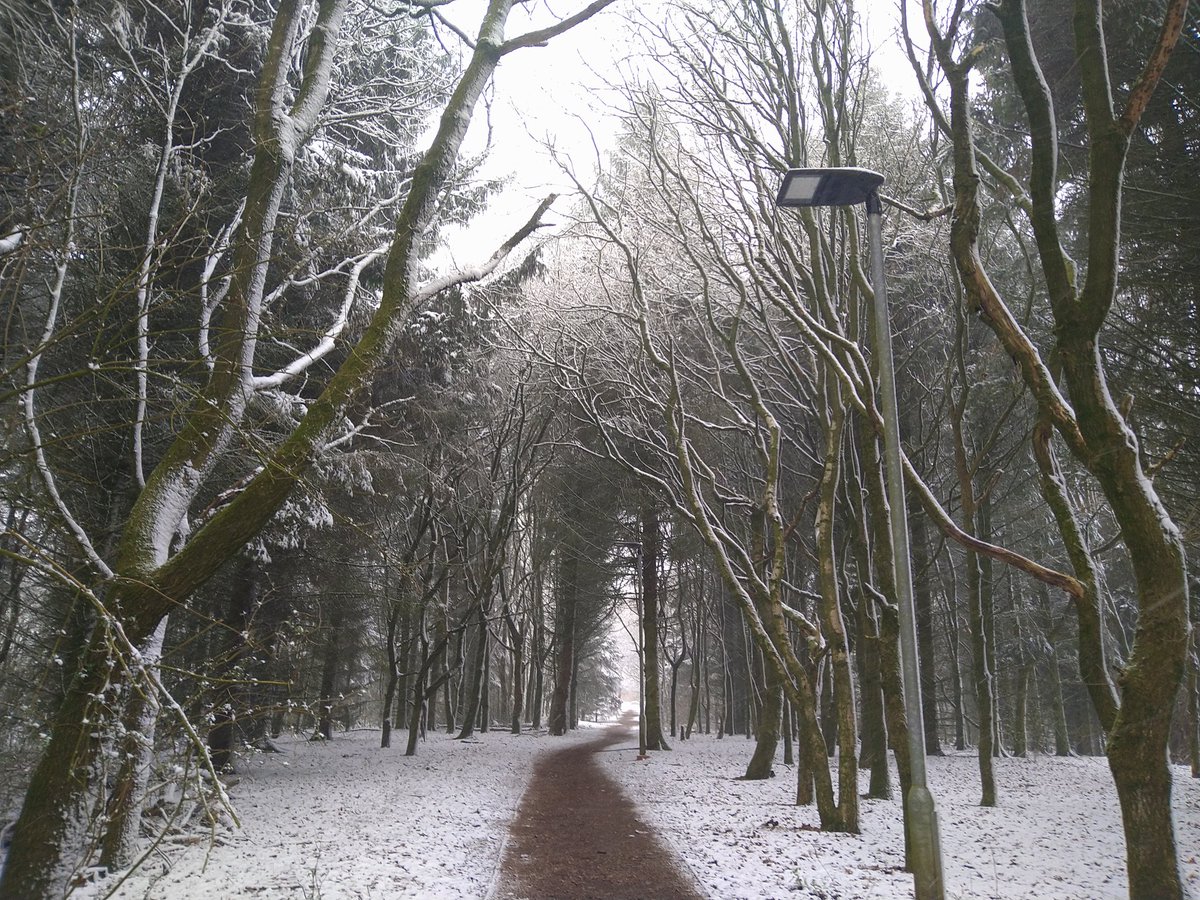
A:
[0,0,1197,897]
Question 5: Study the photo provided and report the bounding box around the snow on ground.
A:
[595,733,1200,900]
[68,716,1199,900]
[102,727,589,900]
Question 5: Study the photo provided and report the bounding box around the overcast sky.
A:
[437,0,920,266]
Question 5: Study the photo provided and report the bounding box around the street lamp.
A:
[776,167,946,900]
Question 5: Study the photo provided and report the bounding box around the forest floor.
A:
[91,710,1199,899]
[494,710,701,899]
[597,728,1200,899]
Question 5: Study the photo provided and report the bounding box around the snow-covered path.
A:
[95,721,1199,899]
[496,712,700,899]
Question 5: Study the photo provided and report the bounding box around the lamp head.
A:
[776,167,884,208]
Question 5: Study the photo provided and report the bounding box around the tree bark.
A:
[505,609,524,735]
[547,550,578,736]
[814,394,858,830]
[456,605,488,740]
[98,617,168,870]
[910,507,943,754]
[1046,646,1072,757]
[744,651,781,779]
[846,428,890,798]
[209,557,261,766]
[316,602,346,741]
[1013,662,1032,758]
[640,503,670,750]
[380,582,403,750]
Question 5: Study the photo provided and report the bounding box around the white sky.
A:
[437,0,921,265]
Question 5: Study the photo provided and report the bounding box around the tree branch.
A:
[499,0,615,55]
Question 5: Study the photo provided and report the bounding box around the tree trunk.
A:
[744,651,780,779]
[405,641,430,757]
[910,508,943,754]
[98,617,169,870]
[641,503,669,750]
[317,602,345,741]
[949,313,995,804]
[947,597,967,751]
[856,418,913,860]
[548,550,578,736]
[209,557,261,766]
[480,631,491,734]
[782,697,794,766]
[845,440,889,799]
[506,610,524,735]
[795,685,815,806]
[819,655,837,756]
[856,602,890,799]
[381,598,403,750]
[965,545,996,804]
[685,598,702,739]
[1013,662,1033,758]
[1047,647,1072,757]
[456,605,487,740]
[978,493,1002,758]
[814,396,858,831]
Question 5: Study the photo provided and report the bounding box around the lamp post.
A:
[776,167,945,900]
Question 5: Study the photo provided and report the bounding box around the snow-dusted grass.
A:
[102,727,590,900]
[596,734,1200,900]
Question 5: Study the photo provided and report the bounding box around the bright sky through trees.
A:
[441,0,916,261]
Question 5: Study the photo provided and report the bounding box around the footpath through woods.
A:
[495,712,703,900]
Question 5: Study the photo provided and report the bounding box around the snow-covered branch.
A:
[22,25,113,580]
[251,244,388,391]
[411,194,558,306]
[0,230,24,255]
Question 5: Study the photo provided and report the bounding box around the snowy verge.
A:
[595,736,1200,900]
[101,727,591,900]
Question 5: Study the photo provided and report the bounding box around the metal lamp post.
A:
[776,167,945,900]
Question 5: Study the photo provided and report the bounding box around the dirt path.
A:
[494,713,704,900]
